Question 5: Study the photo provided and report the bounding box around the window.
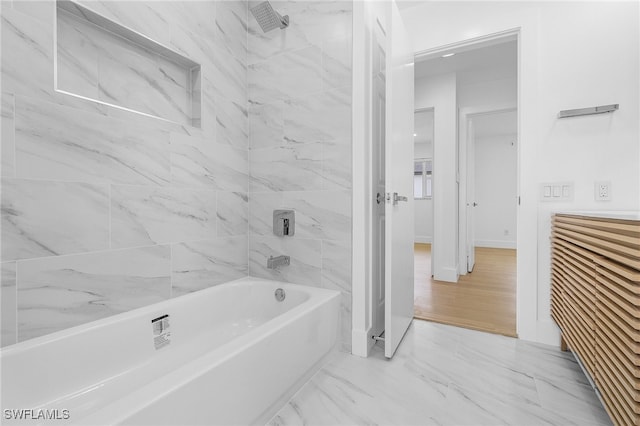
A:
[414,159,432,199]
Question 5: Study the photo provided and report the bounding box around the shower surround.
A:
[1,0,353,352]
[246,0,353,351]
[1,0,249,345]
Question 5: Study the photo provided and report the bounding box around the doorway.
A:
[412,35,518,337]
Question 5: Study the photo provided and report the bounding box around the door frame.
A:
[458,105,517,276]
[414,27,521,332]
[352,0,389,358]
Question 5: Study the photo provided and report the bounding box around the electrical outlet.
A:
[595,181,611,201]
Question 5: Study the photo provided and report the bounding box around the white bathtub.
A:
[0,278,340,425]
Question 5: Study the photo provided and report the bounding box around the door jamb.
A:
[458,105,517,276]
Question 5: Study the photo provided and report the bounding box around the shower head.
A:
[250,1,289,32]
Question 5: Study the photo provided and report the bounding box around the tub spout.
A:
[267,255,290,269]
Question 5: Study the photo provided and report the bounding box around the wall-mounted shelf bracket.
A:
[558,104,619,118]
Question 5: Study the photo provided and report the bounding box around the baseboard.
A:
[352,327,375,358]
[475,240,516,249]
[415,236,432,244]
[434,266,458,283]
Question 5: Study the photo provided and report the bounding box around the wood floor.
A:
[414,243,517,337]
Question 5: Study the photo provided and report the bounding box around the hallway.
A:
[414,243,517,337]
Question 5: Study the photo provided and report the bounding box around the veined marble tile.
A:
[168,2,217,63]
[171,237,248,297]
[248,59,282,105]
[209,45,247,108]
[16,245,171,342]
[1,262,17,347]
[321,239,351,295]
[15,95,171,185]
[279,46,323,100]
[282,190,351,241]
[249,235,321,286]
[75,1,174,49]
[199,65,217,138]
[322,36,352,91]
[317,85,352,144]
[248,191,284,236]
[95,29,192,126]
[249,101,284,150]
[322,239,351,352]
[110,185,217,249]
[103,100,198,138]
[249,143,322,192]
[285,1,353,48]
[1,7,54,99]
[515,340,591,387]
[534,376,612,425]
[56,9,100,102]
[216,96,248,150]
[170,132,248,191]
[323,139,352,190]
[215,0,248,66]
[269,347,448,426]
[216,191,248,237]
[283,85,351,146]
[270,320,611,426]
[2,179,109,261]
[12,0,54,29]
[1,93,15,177]
[248,46,322,105]
[282,94,327,145]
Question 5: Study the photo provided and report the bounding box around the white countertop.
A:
[556,210,640,221]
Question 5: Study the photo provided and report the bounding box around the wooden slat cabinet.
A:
[551,213,640,426]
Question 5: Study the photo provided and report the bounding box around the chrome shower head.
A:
[250,1,289,32]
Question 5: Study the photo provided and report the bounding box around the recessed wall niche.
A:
[56,1,202,127]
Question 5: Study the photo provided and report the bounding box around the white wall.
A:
[414,141,433,243]
[403,1,640,345]
[415,73,458,281]
[474,134,517,249]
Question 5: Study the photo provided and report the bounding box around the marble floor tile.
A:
[269,320,612,426]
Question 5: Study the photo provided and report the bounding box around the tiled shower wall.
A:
[246,1,353,351]
[1,0,249,345]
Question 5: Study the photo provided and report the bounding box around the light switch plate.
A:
[540,182,574,202]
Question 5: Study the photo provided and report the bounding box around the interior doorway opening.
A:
[412,33,518,337]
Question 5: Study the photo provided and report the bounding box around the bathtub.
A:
[1,278,340,425]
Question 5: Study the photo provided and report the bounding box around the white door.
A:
[384,2,414,359]
[466,118,476,272]
[371,18,386,340]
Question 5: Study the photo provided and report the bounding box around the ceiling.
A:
[415,40,517,85]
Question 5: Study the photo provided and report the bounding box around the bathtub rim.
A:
[0,276,335,356]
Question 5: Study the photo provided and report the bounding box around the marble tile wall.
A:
[0,0,249,346]
[247,0,353,352]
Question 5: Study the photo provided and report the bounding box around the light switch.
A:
[562,185,570,198]
[552,186,561,197]
[544,186,552,197]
